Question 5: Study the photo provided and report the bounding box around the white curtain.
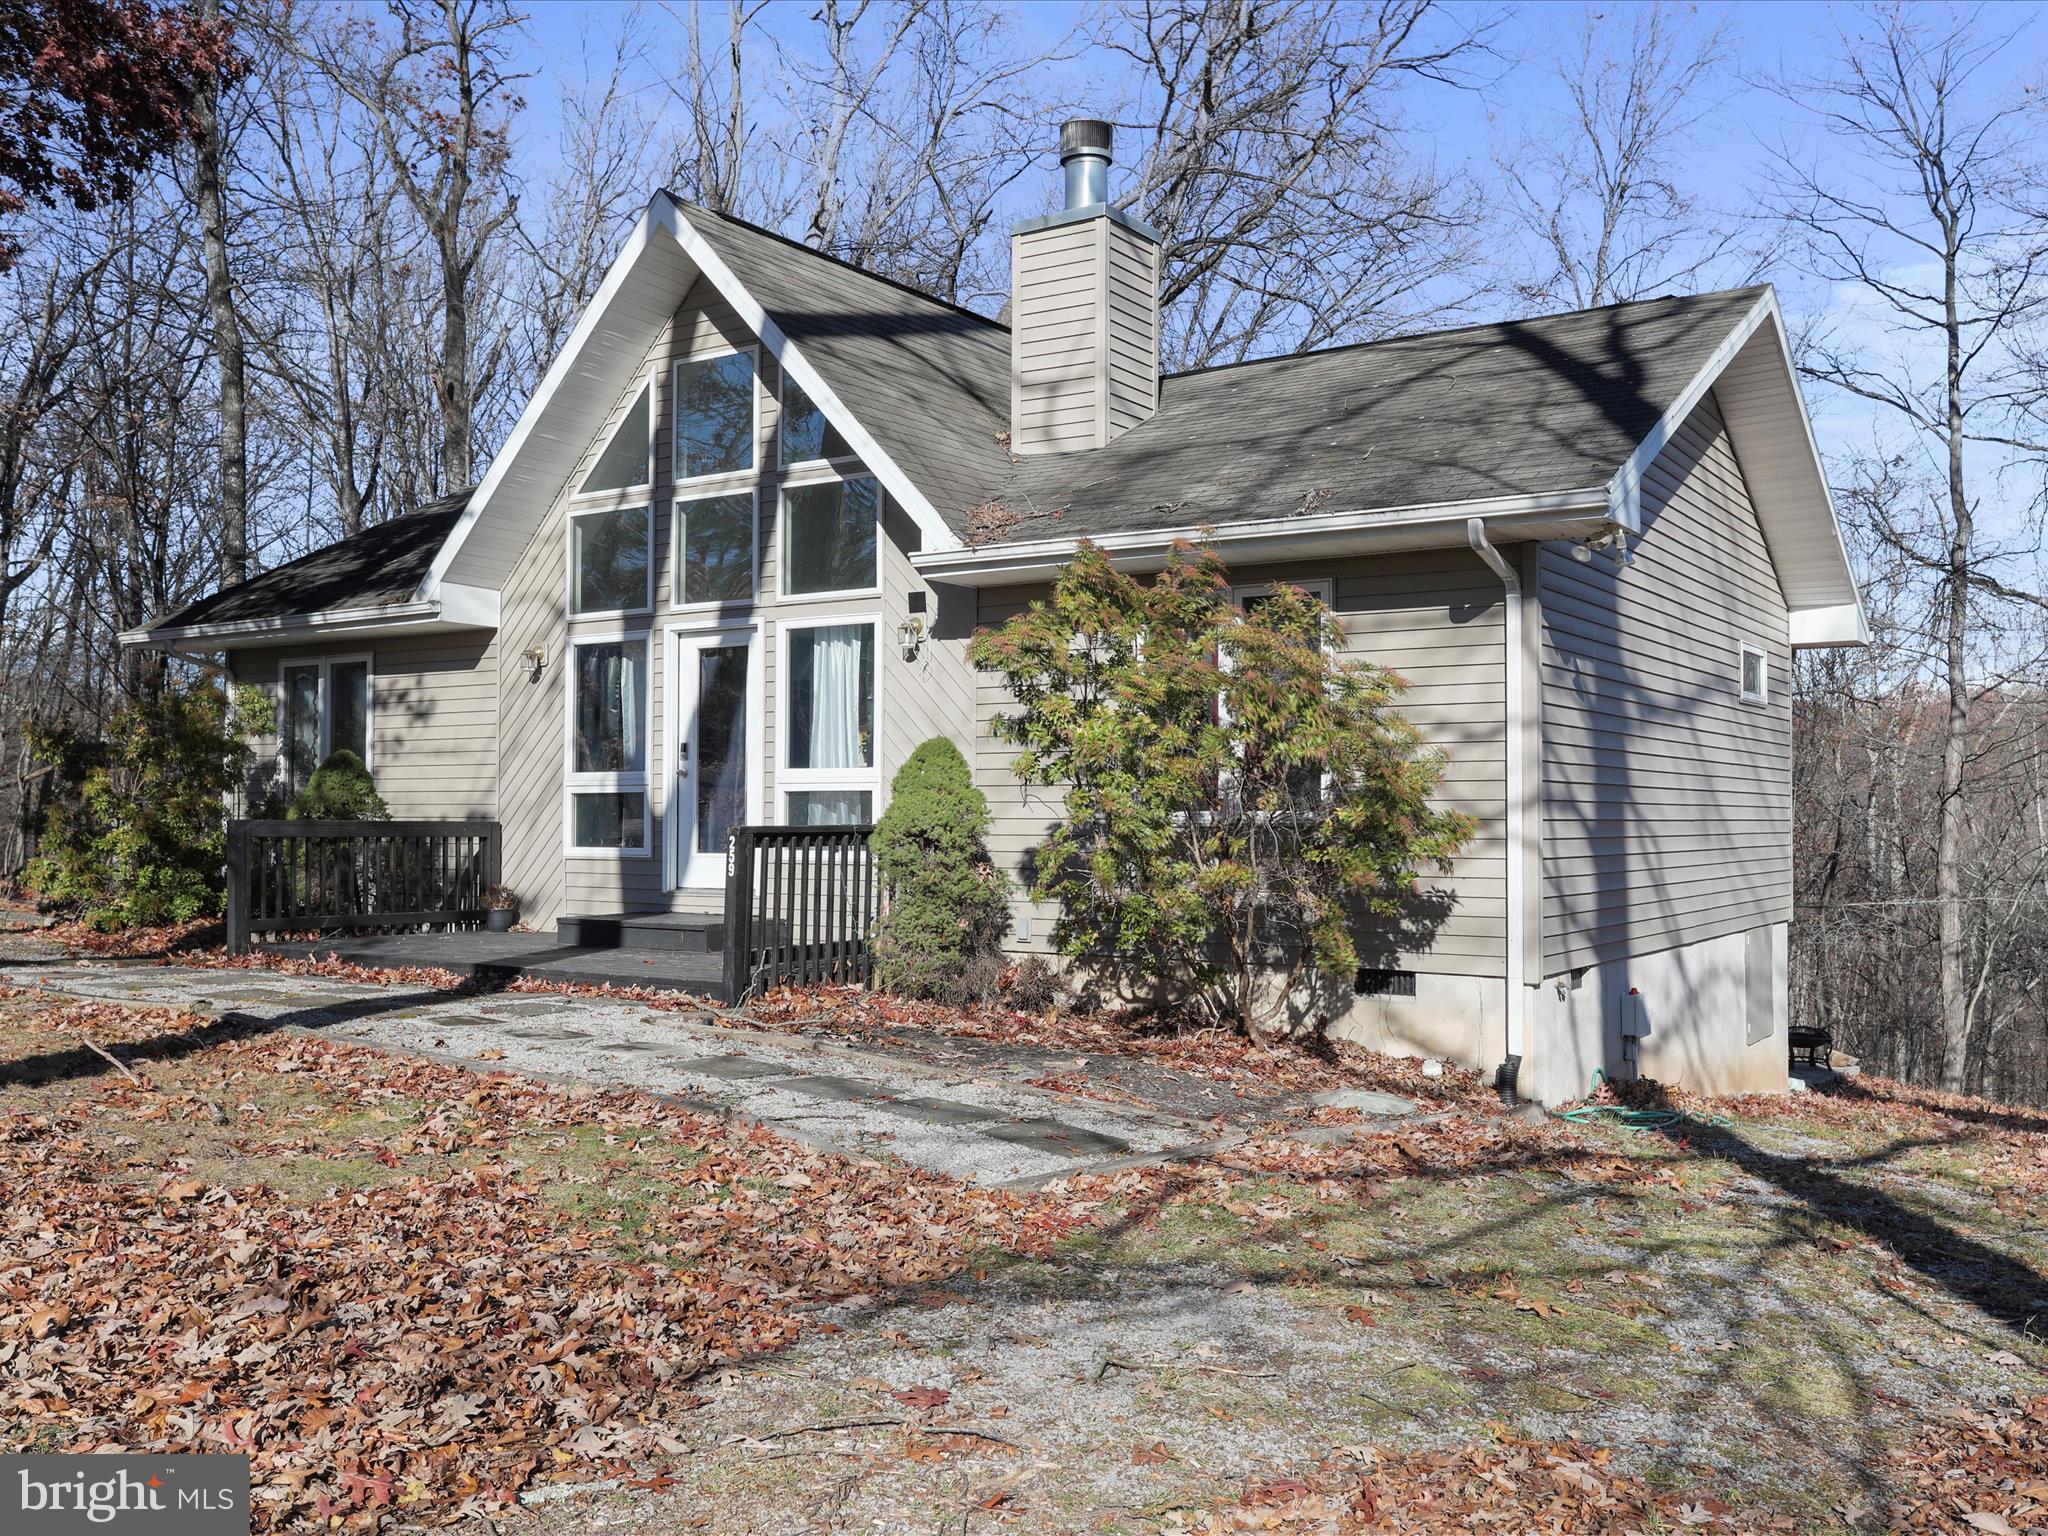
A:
[809,626,863,769]
[618,643,643,773]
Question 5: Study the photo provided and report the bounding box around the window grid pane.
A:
[572,792,647,849]
[581,382,650,493]
[780,379,851,465]
[677,352,756,479]
[676,493,753,605]
[694,645,749,855]
[329,662,370,763]
[573,639,647,774]
[571,505,650,614]
[783,477,879,596]
[283,666,319,793]
[787,623,874,771]
[786,789,871,826]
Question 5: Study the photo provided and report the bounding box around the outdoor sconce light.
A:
[896,617,926,661]
[524,645,547,682]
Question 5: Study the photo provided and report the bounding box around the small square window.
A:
[782,476,879,596]
[572,792,647,849]
[1739,643,1767,705]
[786,789,873,825]
[570,504,651,615]
[781,377,853,466]
[675,492,754,606]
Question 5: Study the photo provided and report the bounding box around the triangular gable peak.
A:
[419,193,970,604]
[1607,289,1865,647]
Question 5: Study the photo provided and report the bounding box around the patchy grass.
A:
[3,979,2046,1534]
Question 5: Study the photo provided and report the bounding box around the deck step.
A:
[557,911,725,954]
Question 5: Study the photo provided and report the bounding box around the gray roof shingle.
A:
[143,493,470,632]
[995,286,1769,542]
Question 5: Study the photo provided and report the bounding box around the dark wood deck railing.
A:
[225,818,502,955]
[720,824,875,1004]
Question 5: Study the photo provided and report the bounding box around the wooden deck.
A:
[258,915,728,1000]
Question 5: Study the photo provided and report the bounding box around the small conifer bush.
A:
[287,750,389,821]
[869,736,1008,1002]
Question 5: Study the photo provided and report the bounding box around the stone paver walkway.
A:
[7,958,1378,1185]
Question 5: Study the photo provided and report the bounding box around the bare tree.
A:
[301,0,527,492]
[1104,0,1494,368]
[189,0,251,584]
[1774,6,2048,1093]
[1497,2,1756,308]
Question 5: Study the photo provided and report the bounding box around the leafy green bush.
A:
[969,540,1474,1040]
[287,750,388,821]
[26,681,251,931]
[869,736,1009,1002]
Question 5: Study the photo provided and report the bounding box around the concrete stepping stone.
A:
[774,1073,883,1104]
[869,1094,1005,1127]
[602,1040,670,1054]
[978,1116,1131,1158]
[502,1026,595,1043]
[1306,1088,1416,1117]
[675,1053,794,1081]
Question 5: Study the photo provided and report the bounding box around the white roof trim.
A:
[1610,288,1867,647]
[422,193,965,598]
[419,196,687,602]
[664,198,961,553]
[119,597,488,650]
[912,488,1610,586]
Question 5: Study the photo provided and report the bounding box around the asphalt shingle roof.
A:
[144,494,469,632]
[996,286,1769,541]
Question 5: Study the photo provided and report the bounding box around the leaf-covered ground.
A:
[2,974,2045,1533]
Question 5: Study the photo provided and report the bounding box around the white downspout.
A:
[1466,518,1527,1093]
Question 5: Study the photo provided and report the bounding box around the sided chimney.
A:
[1009,119,1162,455]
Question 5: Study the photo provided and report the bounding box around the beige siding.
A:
[973,549,1509,978]
[493,276,973,930]
[1009,215,1159,454]
[1538,390,1792,973]
[227,631,498,819]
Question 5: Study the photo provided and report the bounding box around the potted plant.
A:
[483,884,520,933]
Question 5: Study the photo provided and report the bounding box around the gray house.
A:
[128,123,1864,1104]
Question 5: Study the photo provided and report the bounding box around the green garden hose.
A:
[1558,1069,1731,1131]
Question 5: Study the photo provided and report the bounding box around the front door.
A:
[669,626,758,889]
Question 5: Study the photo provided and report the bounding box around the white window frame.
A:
[777,613,883,825]
[779,466,883,601]
[277,653,375,785]
[672,343,760,491]
[777,371,862,471]
[571,367,657,501]
[562,629,653,858]
[565,499,655,621]
[663,617,765,890]
[1738,640,1768,706]
[672,484,758,612]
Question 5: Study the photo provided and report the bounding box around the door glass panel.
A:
[329,661,369,763]
[282,665,320,792]
[693,645,748,855]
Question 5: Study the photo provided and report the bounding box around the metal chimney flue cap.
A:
[1059,119,1113,162]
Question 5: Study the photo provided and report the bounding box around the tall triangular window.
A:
[581,382,651,494]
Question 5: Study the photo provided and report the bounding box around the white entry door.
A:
[668,626,760,889]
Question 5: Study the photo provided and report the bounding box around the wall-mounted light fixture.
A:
[524,644,547,682]
[896,617,926,662]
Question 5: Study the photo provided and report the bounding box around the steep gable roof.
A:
[676,204,1014,537]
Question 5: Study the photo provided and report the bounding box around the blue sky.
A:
[503,1,2048,527]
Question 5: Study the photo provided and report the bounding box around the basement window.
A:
[1355,968,1417,999]
[1739,642,1768,706]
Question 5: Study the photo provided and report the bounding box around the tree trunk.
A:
[194,0,248,587]
[1936,239,1971,1095]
